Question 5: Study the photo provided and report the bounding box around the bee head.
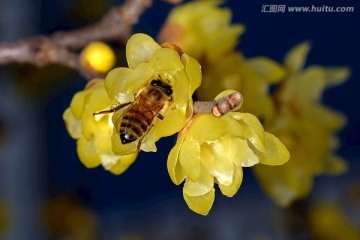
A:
[150,80,173,96]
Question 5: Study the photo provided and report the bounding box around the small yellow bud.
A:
[81,42,116,74]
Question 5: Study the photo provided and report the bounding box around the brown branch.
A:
[193,92,243,116]
[0,0,153,80]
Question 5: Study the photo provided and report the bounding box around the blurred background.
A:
[0,0,359,239]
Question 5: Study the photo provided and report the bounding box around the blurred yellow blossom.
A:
[309,203,360,240]
[44,196,99,240]
[253,42,350,206]
[0,200,9,234]
[80,41,116,74]
[63,79,137,174]
[105,33,201,154]
[167,91,289,215]
[160,0,285,124]
[159,0,245,63]
[196,52,285,123]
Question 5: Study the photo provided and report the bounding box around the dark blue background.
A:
[2,0,359,238]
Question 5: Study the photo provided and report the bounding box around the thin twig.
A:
[0,0,152,80]
[193,92,243,116]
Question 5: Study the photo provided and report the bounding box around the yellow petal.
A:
[298,66,326,102]
[106,64,155,101]
[325,155,348,175]
[257,132,290,166]
[77,137,101,168]
[149,48,184,72]
[234,113,266,152]
[306,105,347,131]
[219,165,243,197]
[181,53,202,94]
[324,67,350,86]
[201,143,234,185]
[284,41,311,73]
[253,163,312,207]
[108,153,138,175]
[183,188,215,216]
[179,139,201,181]
[69,90,87,119]
[183,164,214,196]
[231,138,259,167]
[188,114,227,144]
[126,33,161,69]
[167,135,186,185]
[63,108,82,139]
[247,57,286,83]
[150,105,188,139]
[171,70,192,106]
[104,67,133,101]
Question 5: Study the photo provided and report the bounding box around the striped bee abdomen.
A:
[119,106,155,144]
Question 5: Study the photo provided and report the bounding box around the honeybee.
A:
[94,77,173,150]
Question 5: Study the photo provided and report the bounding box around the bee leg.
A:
[156,113,164,120]
[137,123,155,152]
[93,102,131,116]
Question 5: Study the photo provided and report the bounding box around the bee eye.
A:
[165,87,173,96]
[151,80,160,87]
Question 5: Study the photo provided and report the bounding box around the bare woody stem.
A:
[0,0,152,80]
[193,92,243,116]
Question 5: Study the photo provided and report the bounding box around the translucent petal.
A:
[104,67,133,101]
[149,48,184,72]
[183,188,215,216]
[93,118,113,152]
[171,70,192,106]
[106,64,154,101]
[108,153,138,175]
[150,105,188,140]
[231,138,260,167]
[182,54,202,94]
[247,57,286,83]
[167,135,186,185]
[183,164,214,196]
[257,132,290,166]
[179,139,201,181]
[201,143,234,186]
[284,41,311,73]
[235,113,266,152]
[188,115,227,144]
[69,91,86,119]
[219,165,243,197]
[63,108,82,139]
[77,137,101,168]
[126,33,161,69]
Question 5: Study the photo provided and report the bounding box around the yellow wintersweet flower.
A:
[309,203,360,240]
[167,91,289,215]
[105,33,201,155]
[44,196,99,240]
[80,41,116,74]
[159,0,285,123]
[159,0,245,63]
[63,79,137,174]
[196,52,285,123]
[253,42,350,206]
